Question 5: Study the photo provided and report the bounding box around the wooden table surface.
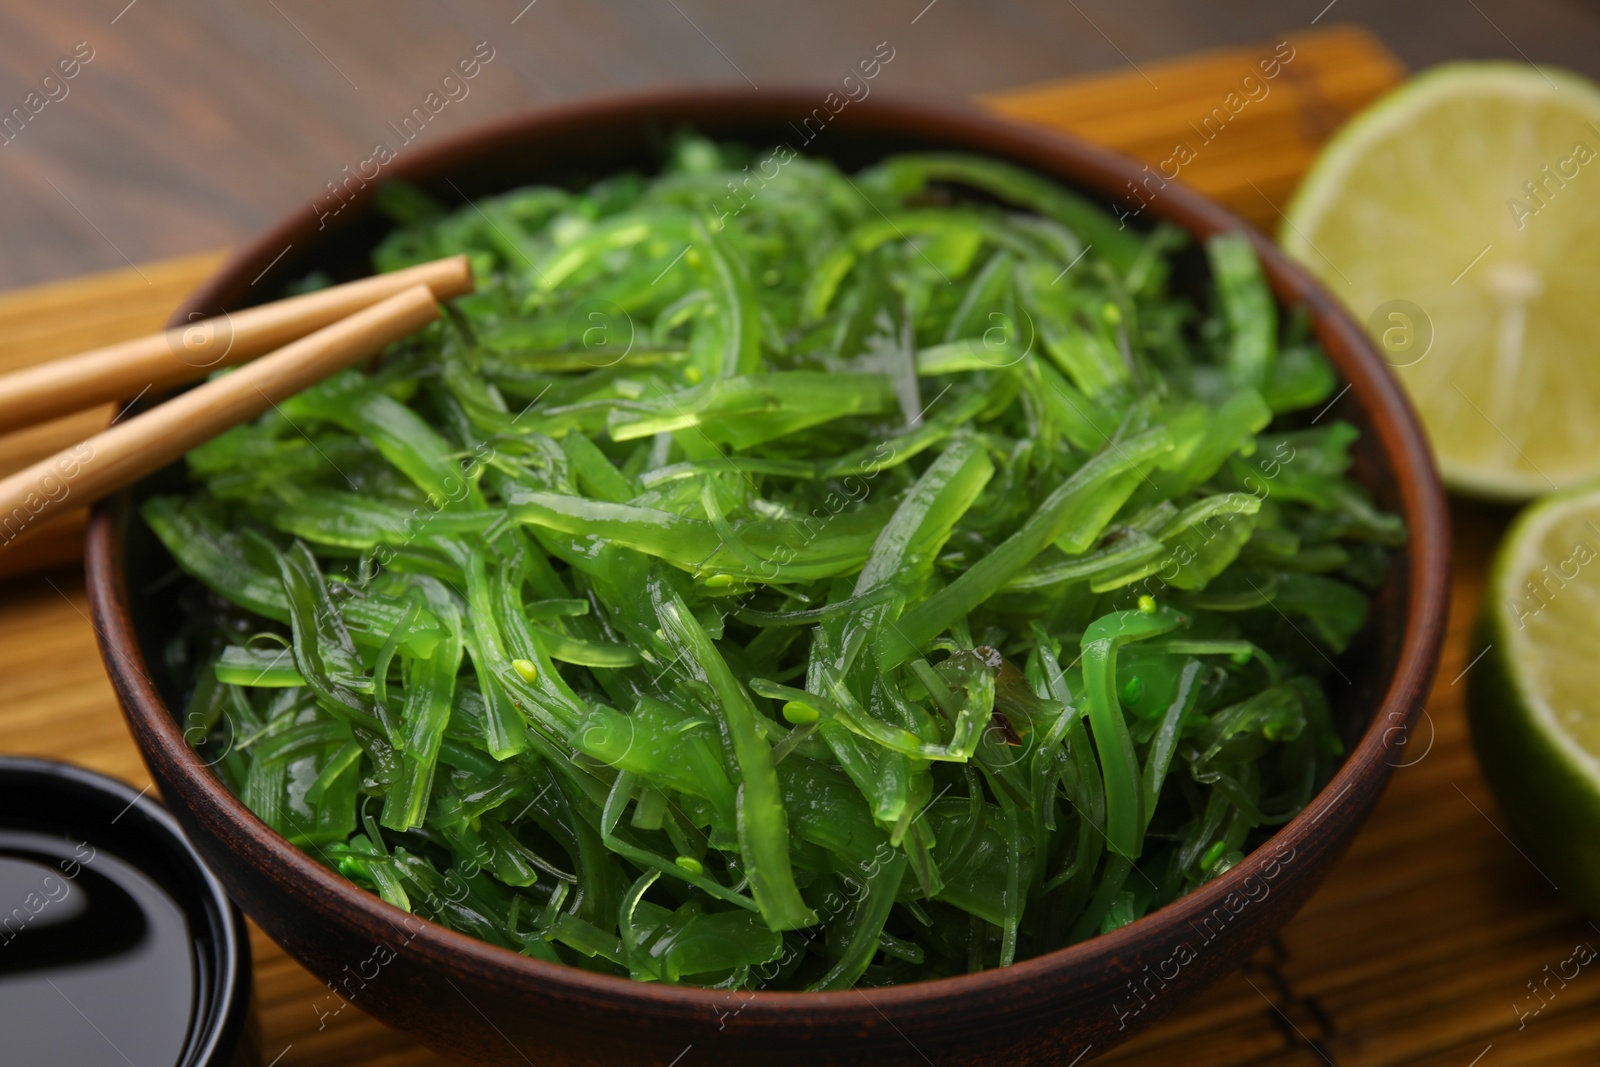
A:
[4,1,1600,291]
[1,25,1597,1067]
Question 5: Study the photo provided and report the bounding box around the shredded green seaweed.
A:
[153,135,1401,989]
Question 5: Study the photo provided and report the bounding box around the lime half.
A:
[1283,62,1600,500]
[1470,487,1600,912]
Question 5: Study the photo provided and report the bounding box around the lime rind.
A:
[1489,488,1600,779]
[1469,635,1600,913]
[1471,486,1600,915]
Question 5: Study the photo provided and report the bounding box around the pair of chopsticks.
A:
[0,255,474,550]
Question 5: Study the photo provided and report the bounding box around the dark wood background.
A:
[2,0,1599,290]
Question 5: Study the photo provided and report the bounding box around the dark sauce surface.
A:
[0,829,196,1067]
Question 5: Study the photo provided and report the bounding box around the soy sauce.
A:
[0,829,196,1067]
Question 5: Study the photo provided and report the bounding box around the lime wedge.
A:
[1470,487,1600,910]
[1282,62,1600,500]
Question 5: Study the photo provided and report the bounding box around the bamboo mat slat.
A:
[0,23,1593,1066]
[983,26,1408,231]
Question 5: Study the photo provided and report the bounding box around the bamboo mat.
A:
[0,24,1593,1066]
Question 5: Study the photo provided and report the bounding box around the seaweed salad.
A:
[152,136,1403,990]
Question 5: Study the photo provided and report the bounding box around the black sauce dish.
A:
[0,755,255,1066]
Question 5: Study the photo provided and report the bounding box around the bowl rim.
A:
[87,85,1451,1020]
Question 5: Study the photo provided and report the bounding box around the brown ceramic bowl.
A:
[87,89,1450,1066]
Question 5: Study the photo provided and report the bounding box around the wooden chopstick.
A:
[0,254,472,437]
[0,284,441,550]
